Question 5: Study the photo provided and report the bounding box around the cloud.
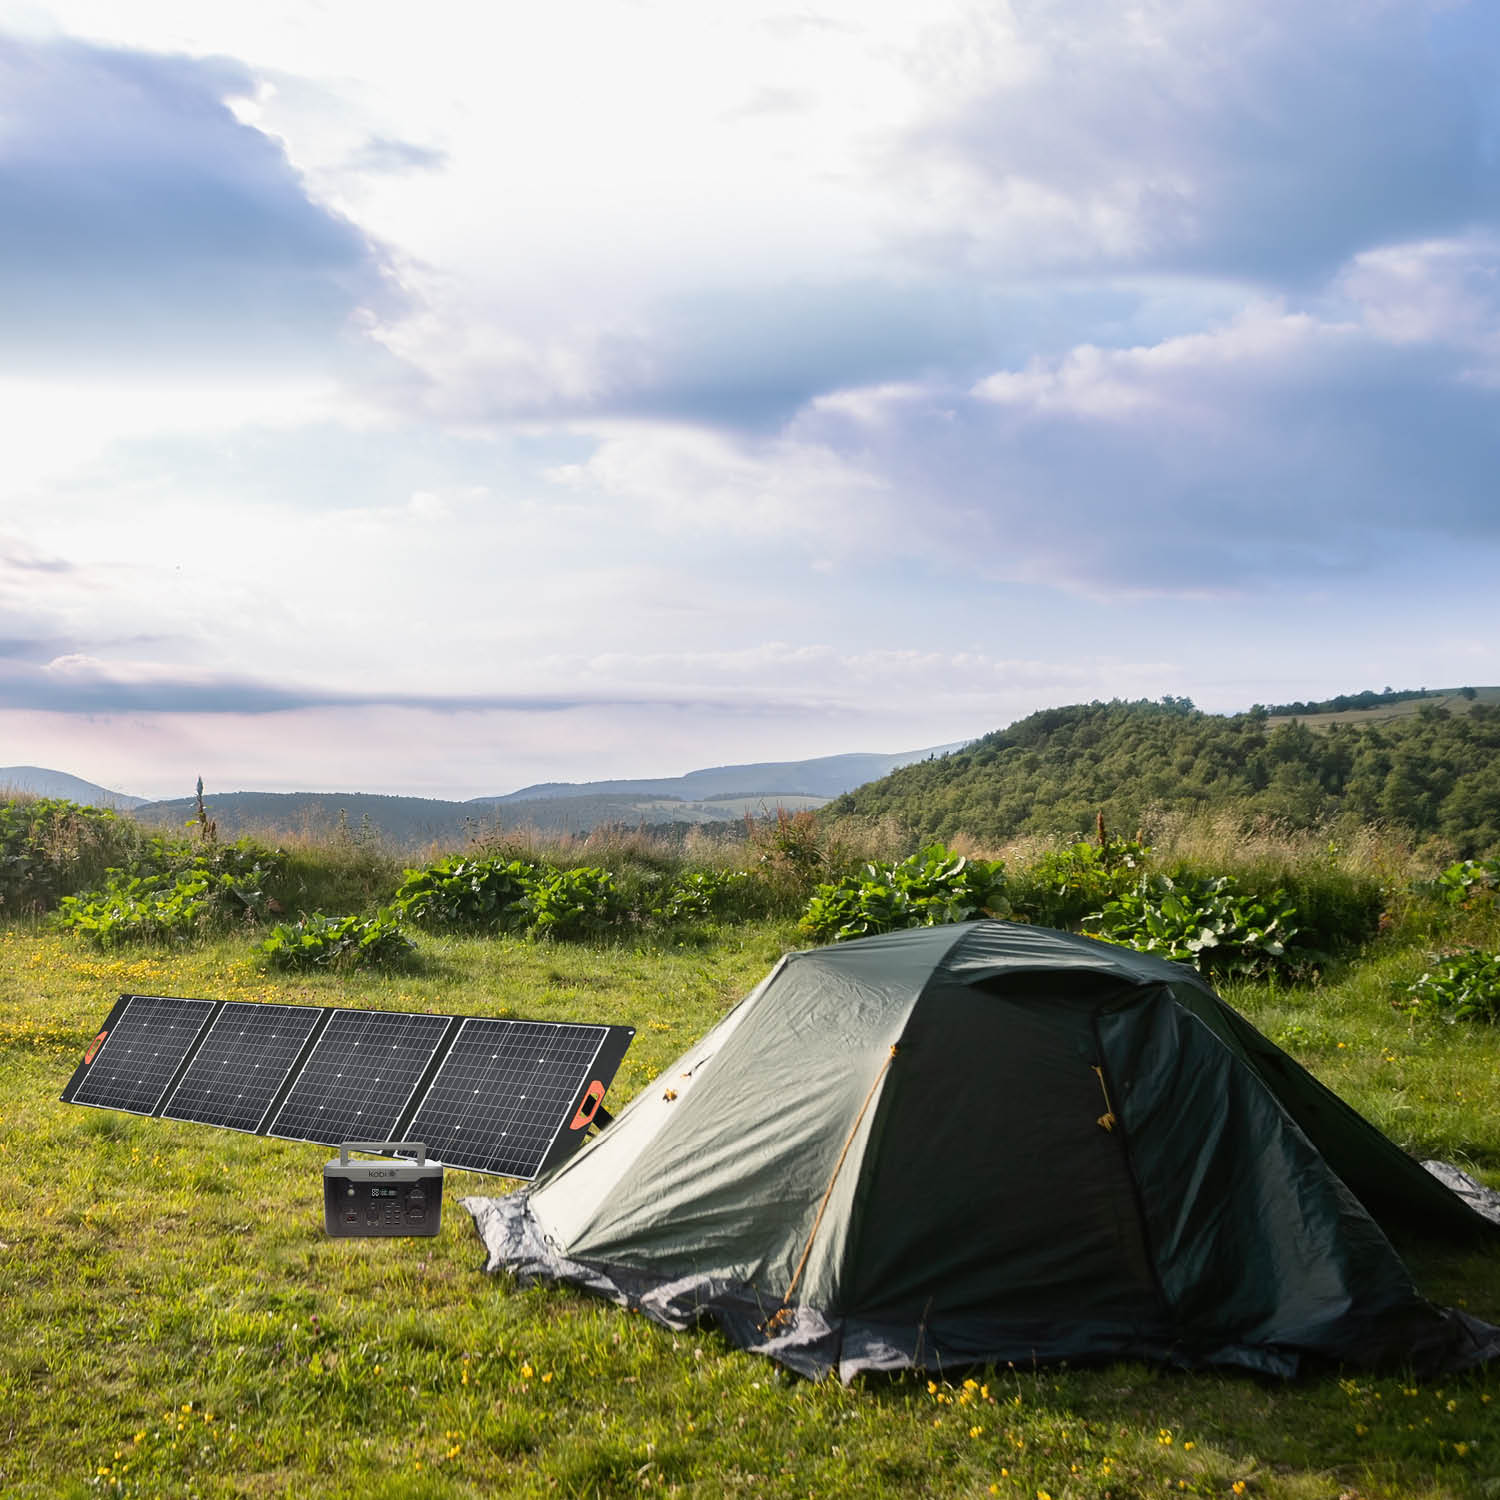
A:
[0,34,400,368]
[341,136,447,175]
[782,250,1500,594]
[886,0,1500,283]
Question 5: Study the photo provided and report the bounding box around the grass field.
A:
[3,912,1500,1499]
[1265,688,1500,732]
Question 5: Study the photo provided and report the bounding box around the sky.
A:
[3,0,1499,800]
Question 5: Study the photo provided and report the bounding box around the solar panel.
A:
[266,1009,454,1147]
[63,995,634,1179]
[162,1002,322,1133]
[70,994,217,1116]
[400,1018,609,1177]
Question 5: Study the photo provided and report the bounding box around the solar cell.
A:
[267,1009,452,1146]
[162,1002,322,1133]
[401,1018,608,1176]
[70,994,217,1116]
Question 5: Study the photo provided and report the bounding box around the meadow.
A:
[2,807,1499,1499]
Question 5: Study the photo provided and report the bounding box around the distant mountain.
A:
[479,744,969,806]
[133,791,485,847]
[0,766,146,810]
[125,743,969,848]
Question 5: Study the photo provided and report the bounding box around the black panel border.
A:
[62,994,634,1179]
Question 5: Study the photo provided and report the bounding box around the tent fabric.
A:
[464,920,1500,1379]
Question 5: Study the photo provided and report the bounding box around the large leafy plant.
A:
[259,909,416,971]
[1086,870,1300,978]
[1011,837,1149,929]
[1434,857,1500,909]
[518,866,620,938]
[392,856,538,928]
[54,844,277,948]
[649,868,758,924]
[799,845,1008,943]
[1403,950,1500,1023]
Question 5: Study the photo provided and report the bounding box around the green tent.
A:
[466,920,1500,1378]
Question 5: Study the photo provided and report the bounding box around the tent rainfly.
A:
[464,920,1500,1379]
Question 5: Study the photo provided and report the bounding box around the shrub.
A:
[1008,837,1149,928]
[1086,870,1300,979]
[518,866,620,938]
[1403,949,1500,1022]
[799,845,1008,944]
[0,797,145,915]
[649,868,761,925]
[259,909,417,971]
[1263,864,1384,958]
[54,842,279,948]
[393,856,537,929]
[1435,857,1500,909]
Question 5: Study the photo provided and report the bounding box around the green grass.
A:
[3,921,1500,1499]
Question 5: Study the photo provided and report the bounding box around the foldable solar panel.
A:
[401,1018,612,1178]
[162,1002,322,1134]
[70,994,217,1116]
[267,1009,455,1147]
[63,995,633,1179]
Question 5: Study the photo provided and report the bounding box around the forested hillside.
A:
[829,698,1500,854]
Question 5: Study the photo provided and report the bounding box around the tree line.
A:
[828,698,1500,854]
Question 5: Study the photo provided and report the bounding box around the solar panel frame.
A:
[265,1009,457,1148]
[68,994,218,1117]
[63,995,634,1179]
[161,1001,324,1134]
[398,1017,610,1177]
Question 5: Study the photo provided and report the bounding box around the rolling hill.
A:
[829,691,1500,855]
[0,766,146,809]
[128,742,963,846]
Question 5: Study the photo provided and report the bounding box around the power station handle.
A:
[339,1141,426,1166]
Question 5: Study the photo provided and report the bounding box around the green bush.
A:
[799,845,1008,944]
[1086,870,1300,979]
[393,856,538,929]
[1008,838,1148,928]
[518,866,620,938]
[649,868,761,925]
[54,842,279,948]
[1435,857,1500,909]
[1262,864,1384,958]
[1403,949,1500,1022]
[259,909,417,970]
[0,797,145,915]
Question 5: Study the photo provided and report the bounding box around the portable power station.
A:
[324,1141,443,1237]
